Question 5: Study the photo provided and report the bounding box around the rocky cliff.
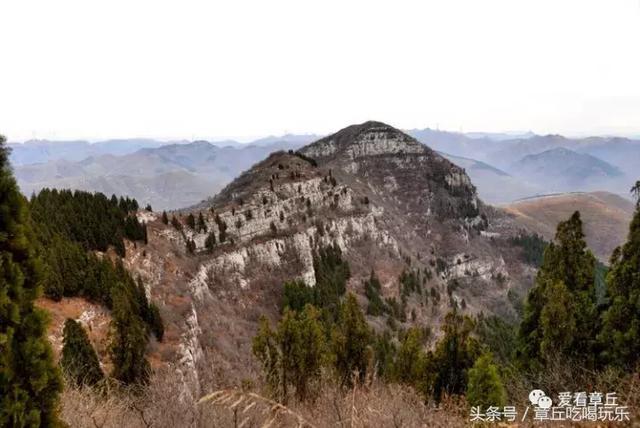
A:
[120,121,535,402]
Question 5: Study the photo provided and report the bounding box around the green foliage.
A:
[253,306,325,403]
[330,294,372,386]
[599,204,640,368]
[109,287,151,385]
[400,269,421,296]
[364,270,387,316]
[61,319,104,386]
[147,304,164,342]
[30,188,145,257]
[509,233,547,267]
[282,280,315,313]
[517,211,599,369]
[0,136,63,426]
[476,314,518,365]
[291,151,317,167]
[372,331,396,379]
[313,244,350,322]
[134,279,164,342]
[429,310,480,402]
[392,328,427,388]
[466,353,506,409]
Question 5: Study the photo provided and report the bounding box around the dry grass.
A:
[504,191,635,261]
[60,368,197,428]
[60,359,640,427]
[198,381,468,428]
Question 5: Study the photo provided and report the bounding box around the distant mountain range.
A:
[438,152,540,204]
[510,147,623,190]
[8,128,639,209]
[408,129,639,201]
[13,139,312,210]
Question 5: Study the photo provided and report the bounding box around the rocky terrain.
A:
[45,121,534,404]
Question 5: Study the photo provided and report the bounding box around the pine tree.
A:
[331,293,372,386]
[186,213,196,230]
[161,211,169,225]
[148,304,164,342]
[61,319,104,386]
[205,230,216,252]
[392,328,426,387]
[599,189,640,368]
[0,136,63,426]
[253,305,325,403]
[517,211,598,369]
[170,215,182,231]
[109,287,150,385]
[429,310,480,402]
[466,353,506,409]
[197,212,207,233]
[364,270,386,316]
[282,280,314,312]
[186,238,196,254]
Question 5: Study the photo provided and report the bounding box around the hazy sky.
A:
[1,0,640,141]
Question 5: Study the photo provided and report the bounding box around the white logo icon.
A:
[538,396,553,409]
[529,389,552,409]
[529,389,545,405]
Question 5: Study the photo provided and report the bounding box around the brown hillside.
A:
[504,191,635,262]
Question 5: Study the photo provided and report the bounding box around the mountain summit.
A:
[300,121,482,223]
[120,121,534,399]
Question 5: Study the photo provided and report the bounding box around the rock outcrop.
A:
[125,121,534,402]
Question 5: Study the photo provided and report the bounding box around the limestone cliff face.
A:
[127,121,533,402]
[301,121,483,224]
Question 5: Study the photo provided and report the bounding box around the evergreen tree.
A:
[205,230,216,252]
[61,319,104,386]
[161,211,169,225]
[147,304,164,342]
[429,310,480,402]
[197,212,207,233]
[215,215,228,243]
[0,136,63,426]
[282,280,314,313]
[186,213,196,230]
[109,287,150,385]
[331,293,372,386]
[253,305,325,403]
[392,328,426,388]
[372,331,396,380]
[313,244,350,322]
[186,238,196,254]
[170,215,182,231]
[517,211,598,369]
[466,353,506,409]
[599,188,640,368]
[364,270,387,316]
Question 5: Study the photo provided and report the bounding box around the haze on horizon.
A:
[1,0,640,142]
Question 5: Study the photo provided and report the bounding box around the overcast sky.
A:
[1,0,639,142]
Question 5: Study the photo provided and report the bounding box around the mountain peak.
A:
[300,121,426,161]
